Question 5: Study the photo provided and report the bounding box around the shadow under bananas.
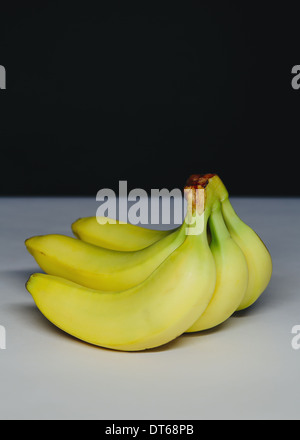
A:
[181,318,235,340]
[231,271,285,319]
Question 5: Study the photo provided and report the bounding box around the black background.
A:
[0,1,299,197]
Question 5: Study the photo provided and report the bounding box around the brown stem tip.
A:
[185,174,216,189]
[184,174,216,215]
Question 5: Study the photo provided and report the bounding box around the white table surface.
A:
[0,196,299,420]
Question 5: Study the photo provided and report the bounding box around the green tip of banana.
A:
[24,174,272,351]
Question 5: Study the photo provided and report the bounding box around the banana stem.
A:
[184,176,219,237]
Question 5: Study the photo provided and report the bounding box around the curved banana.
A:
[25,225,186,292]
[187,201,248,332]
[72,217,173,251]
[188,174,272,311]
[221,197,272,311]
[26,211,216,352]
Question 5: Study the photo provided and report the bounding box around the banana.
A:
[187,201,248,332]
[25,225,186,292]
[72,217,173,251]
[221,197,272,311]
[186,174,272,311]
[26,208,217,352]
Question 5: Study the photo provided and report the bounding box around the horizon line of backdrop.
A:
[0,2,299,197]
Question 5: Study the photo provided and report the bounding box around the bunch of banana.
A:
[25,174,272,351]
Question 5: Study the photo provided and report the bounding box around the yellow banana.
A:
[221,197,272,311]
[194,174,272,311]
[26,209,217,352]
[187,201,248,332]
[72,217,172,251]
[25,225,186,292]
